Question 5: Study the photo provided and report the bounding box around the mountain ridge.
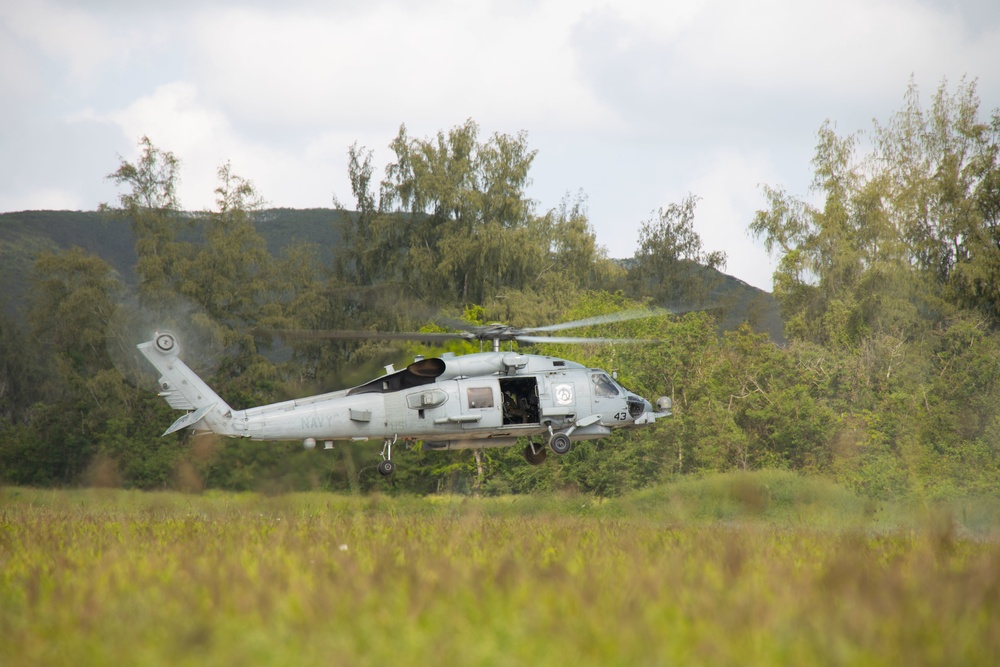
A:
[0,208,783,342]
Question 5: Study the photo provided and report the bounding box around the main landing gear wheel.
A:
[524,441,547,466]
[548,432,572,455]
[378,436,397,476]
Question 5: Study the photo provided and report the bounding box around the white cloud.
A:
[107,83,227,156]
[0,187,87,212]
[683,150,779,291]
[576,146,780,290]
[89,82,352,211]
[572,0,1000,139]
[103,83,232,209]
[77,82,260,210]
[0,0,149,86]
[0,23,42,104]
[185,1,614,131]
[3,0,999,294]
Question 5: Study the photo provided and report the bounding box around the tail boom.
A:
[137,331,236,437]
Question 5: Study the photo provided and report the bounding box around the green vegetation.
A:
[2,478,998,666]
[1,80,999,499]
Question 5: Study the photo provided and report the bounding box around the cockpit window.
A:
[592,373,620,397]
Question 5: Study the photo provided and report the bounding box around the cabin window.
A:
[467,387,494,409]
[592,373,620,398]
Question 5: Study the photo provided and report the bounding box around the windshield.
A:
[591,373,620,398]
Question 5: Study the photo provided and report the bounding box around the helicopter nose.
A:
[625,394,645,418]
[629,393,671,425]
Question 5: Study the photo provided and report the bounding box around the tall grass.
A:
[2,474,998,666]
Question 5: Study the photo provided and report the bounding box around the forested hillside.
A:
[0,208,778,338]
[1,80,999,498]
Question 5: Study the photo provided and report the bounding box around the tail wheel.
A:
[548,432,572,455]
[524,442,547,465]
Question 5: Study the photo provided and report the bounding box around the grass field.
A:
[2,471,999,666]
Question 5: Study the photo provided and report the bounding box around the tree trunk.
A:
[341,445,360,495]
[473,449,485,494]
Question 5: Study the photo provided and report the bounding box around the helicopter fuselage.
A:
[138,331,671,470]
[230,351,658,448]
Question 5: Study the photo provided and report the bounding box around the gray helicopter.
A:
[137,312,672,476]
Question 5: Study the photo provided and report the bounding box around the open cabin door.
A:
[499,377,540,426]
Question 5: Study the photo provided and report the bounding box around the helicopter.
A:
[136,312,673,476]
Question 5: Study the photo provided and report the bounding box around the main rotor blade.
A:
[521,308,675,333]
[264,305,700,346]
[267,329,471,343]
[516,335,652,345]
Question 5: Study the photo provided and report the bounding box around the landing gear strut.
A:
[378,436,396,477]
[524,439,547,465]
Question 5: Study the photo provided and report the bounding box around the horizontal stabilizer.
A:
[163,404,216,436]
[158,378,195,410]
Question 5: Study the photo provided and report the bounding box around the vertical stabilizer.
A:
[137,331,235,436]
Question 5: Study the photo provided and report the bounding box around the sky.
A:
[2,0,999,292]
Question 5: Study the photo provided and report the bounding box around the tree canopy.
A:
[3,84,999,499]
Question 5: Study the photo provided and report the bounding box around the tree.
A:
[0,305,46,424]
[28,247,122,378]
[629,194,727,307]
[101,136,192,304]
[14,248,131,484]
[916,316,1000,493]
[750,124,876,347]
[178,163,279,405]
[334,143,402,288]
[380,119,543,305]
[181,162,272,332]
[748,79,1000,498]
[874,80,1000,323]
[545,192,625,293]
[753,79,1000,345]
[957,109,1000,320]
[332,122,617,324]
